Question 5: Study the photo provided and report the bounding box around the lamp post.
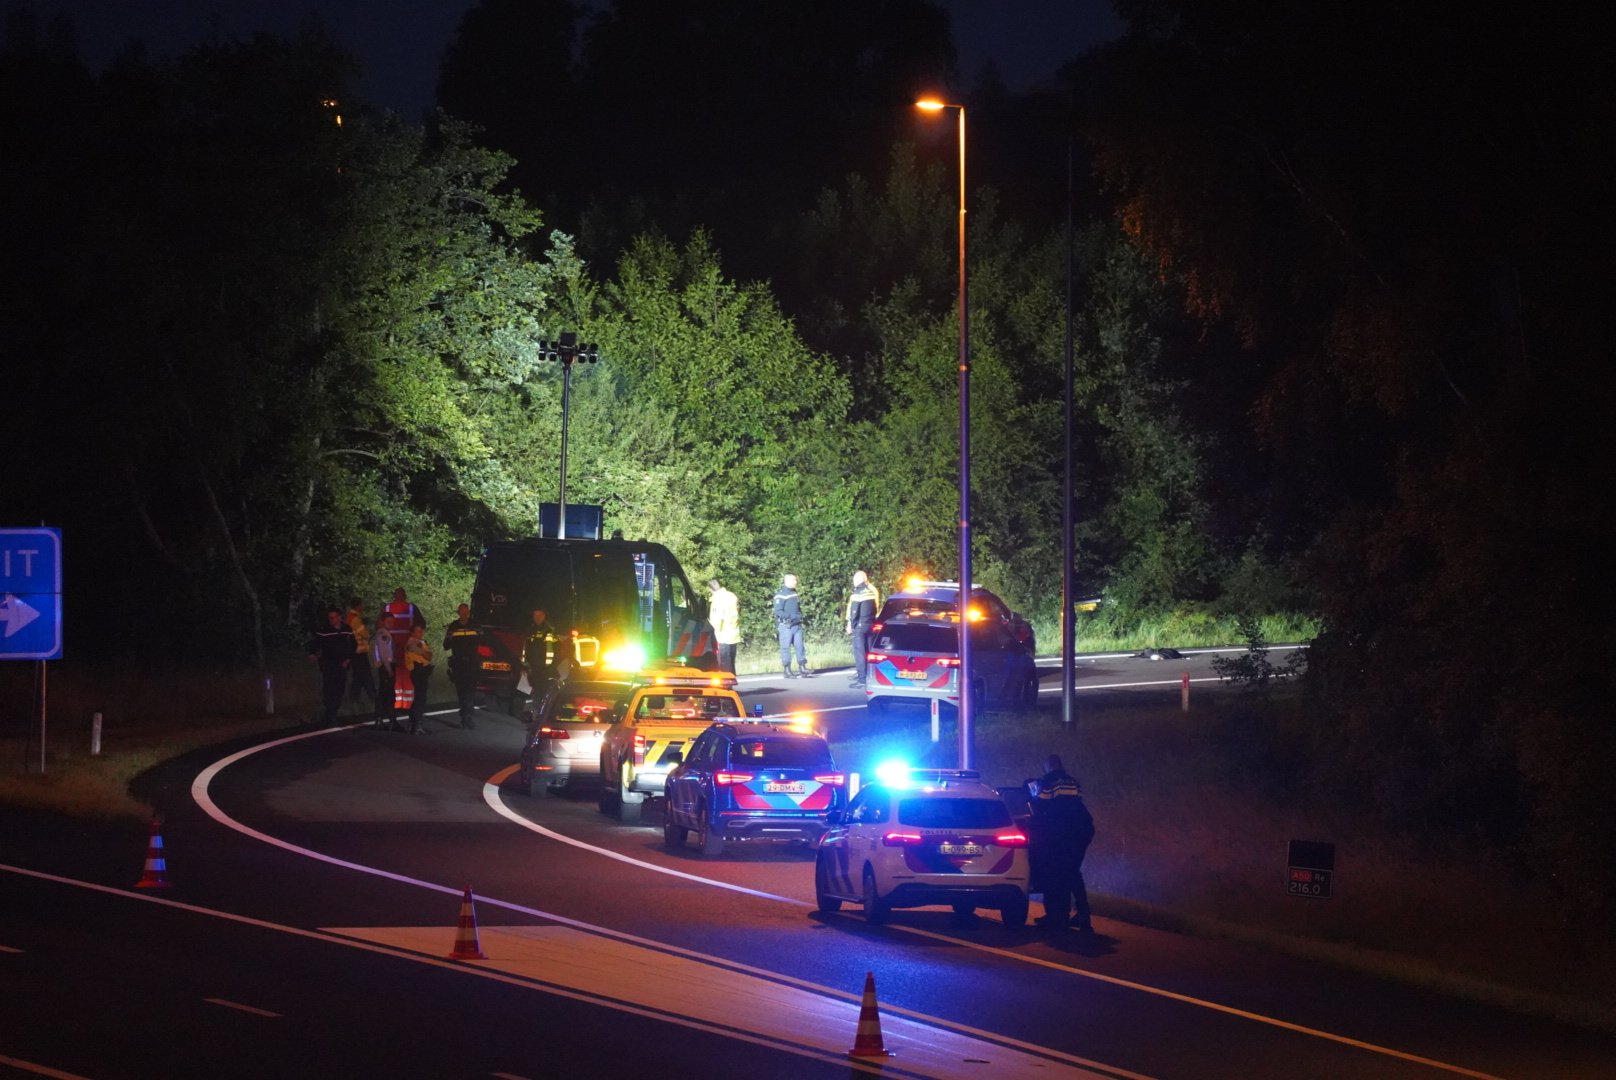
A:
[916,96,974,770]
[537,331,599,538]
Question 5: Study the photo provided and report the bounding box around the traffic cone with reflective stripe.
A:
[847,970,893,1059]
[135,816,170,889]
[448,884,486,960]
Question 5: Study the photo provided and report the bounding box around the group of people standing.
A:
[703,568,881,681]
[304,588,483,734]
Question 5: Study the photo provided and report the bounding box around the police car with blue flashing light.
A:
[814,764,1031,927]
[662,717,846,855]
[864,580,1040,715]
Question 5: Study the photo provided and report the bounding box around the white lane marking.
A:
[189,717,1501,1080]
[0,943,23,953]
[337,925,1125,1080]
[0,1053,93,1080]
[0,864,905,1080]
[481,775,1508,1080]
[185,738,1137,1078]
[480,774,798,903]
[203,997,282,1018]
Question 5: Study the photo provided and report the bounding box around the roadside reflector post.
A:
[1181,671,1190,712]
[91,711,102,756]
[930,698,940,743]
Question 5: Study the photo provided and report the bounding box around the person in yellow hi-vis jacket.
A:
[345,597,374,706]
[402,622,434,735]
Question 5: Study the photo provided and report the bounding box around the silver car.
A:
[518,679,634,797]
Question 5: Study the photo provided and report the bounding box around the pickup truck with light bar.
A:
[597,667,748,823]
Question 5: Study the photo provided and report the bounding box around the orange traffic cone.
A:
[448,884,486,960]
[135,816,170,889]
[847,970,893,1059]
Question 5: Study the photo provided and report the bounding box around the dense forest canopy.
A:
[4,1,1611,916]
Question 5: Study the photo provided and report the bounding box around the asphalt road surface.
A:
[4,654,1613,1079]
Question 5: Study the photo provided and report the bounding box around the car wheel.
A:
[663,800,689,850]
[518,754,534,797]
[699,805,725,855]
[611,762,642,822]
[861,866,889,926]
[530,776,550,799]
[1000,892,1030,928]
[815,853,843,913]
[1019,670,1040,710]
[598,756,619,816]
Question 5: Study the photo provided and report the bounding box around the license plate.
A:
[765,781,806,794]
[481,661,511,672]
[896,669,930,681]
[937,842,984,856]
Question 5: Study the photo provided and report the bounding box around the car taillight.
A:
[632,733,646,766]
[715,771,755,786]
[477,644,495,657]
[813,773,845,786]
[881,831,925,847]
[866,652,887,663]
[994,831,1029,848]
[870,621,884,633]
[937,657,960,667]
[538,726,568,740]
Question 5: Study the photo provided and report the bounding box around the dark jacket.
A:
[1030,768,1095,847]
[306,625,357,670]
[845,583,879,629]
[443,618,480,673]
[772,586,803,627]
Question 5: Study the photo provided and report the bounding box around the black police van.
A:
[470,535,715,712]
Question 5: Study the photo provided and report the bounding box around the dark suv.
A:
[662,721,847,855]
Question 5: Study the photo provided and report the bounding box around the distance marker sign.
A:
[0,528,62,660]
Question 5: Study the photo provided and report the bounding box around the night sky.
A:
[13,0,1122,118]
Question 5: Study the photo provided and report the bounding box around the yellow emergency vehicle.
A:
[598,666,748,823]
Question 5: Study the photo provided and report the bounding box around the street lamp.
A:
[537,331,599,538]
[916,96,974,770]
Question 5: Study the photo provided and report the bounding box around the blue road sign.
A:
[0,527,62,660]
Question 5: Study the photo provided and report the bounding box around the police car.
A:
[875,577,1037,654]
[814,765,1031,927]
[662,717,846,855]
[864,600,1040,715]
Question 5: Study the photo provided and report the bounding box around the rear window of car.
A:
[875,623,960,654]
[635,691,741,719]
[548,691,627,722]
[727,736,832,769]
[881,597,956,620]
[898,797,1012,829]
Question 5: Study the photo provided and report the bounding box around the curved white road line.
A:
[188,724,1138,1079]
[192,720,1502,1080]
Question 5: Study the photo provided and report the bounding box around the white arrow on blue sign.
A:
[0,528,62,660]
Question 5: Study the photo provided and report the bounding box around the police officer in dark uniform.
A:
[523,607,559,708]
[1028,754,1095,933]
[844,570,880,688]
[305,607,356,726]
[443,602,481,730]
